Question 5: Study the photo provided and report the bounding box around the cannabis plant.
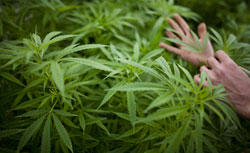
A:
[0,0,250,153]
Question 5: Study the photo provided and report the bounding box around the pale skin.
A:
[159,14,250,119]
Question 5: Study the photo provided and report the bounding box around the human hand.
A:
[194,50,250,119]
[159,14,214,67]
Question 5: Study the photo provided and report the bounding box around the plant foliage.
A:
[0,0,250,153]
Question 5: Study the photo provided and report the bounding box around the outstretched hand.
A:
[159,14,214,67]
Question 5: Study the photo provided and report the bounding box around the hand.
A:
[194,50,250,119]
[159,13,214,67]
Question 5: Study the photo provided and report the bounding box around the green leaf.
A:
[127,91,136,126]
[40,34,75,51]
[13,96,47,110]
[63,58,114,72]
[141,49,164,62]
[17,115,46,152]
[50,62,65,97]
[54,110,77,117]
[41,114,51,153]
[118,58,164,81]
[186,133,195,153]
[0,129,24,139]
[118,126,144,139]
[202,32,210,49]
[204,102,225,121]
[56,44,107,59]
[0,71,24,86]
[194,112,203,153]
[98,81,124,109]
[144,92,174,113]
[109,82,168,91]
[62,117,79,129]
[165,115,191,153]
[137,106,188,123]
[178,64,195,88]
[210,28,223,47]
[202,136,219,153]
[52,114,73,152]
[17,110,48,118]
[133,43,140,62]
[79,113,86,132]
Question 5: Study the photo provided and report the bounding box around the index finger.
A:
[173,14,190,36]
[214,50,232,63]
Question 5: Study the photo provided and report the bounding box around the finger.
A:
[159,42,182,56]
[207,56,220,69]
[194,74,209,87]
[194,74,201,84]
[173,13,190,36]
[165,30,181,47]
[165,29,180,39]
[214,50,232,63]
[169,18,185,36]
[198,23,207,40]
[200,65,214,76]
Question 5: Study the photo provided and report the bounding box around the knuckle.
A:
[215,50,224,56]
[224,61,237,68]
[207,57,213,63]
[200,66,206,72]
[215,66,225,76]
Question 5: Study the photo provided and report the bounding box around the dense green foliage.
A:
[0,0,250,153]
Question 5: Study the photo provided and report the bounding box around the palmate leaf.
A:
[41,114,51,153]
[52,114,73,152]
[50,62,65,97]
[17,115,46,152]
[127,91,136,127]
[109,82,168,91]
